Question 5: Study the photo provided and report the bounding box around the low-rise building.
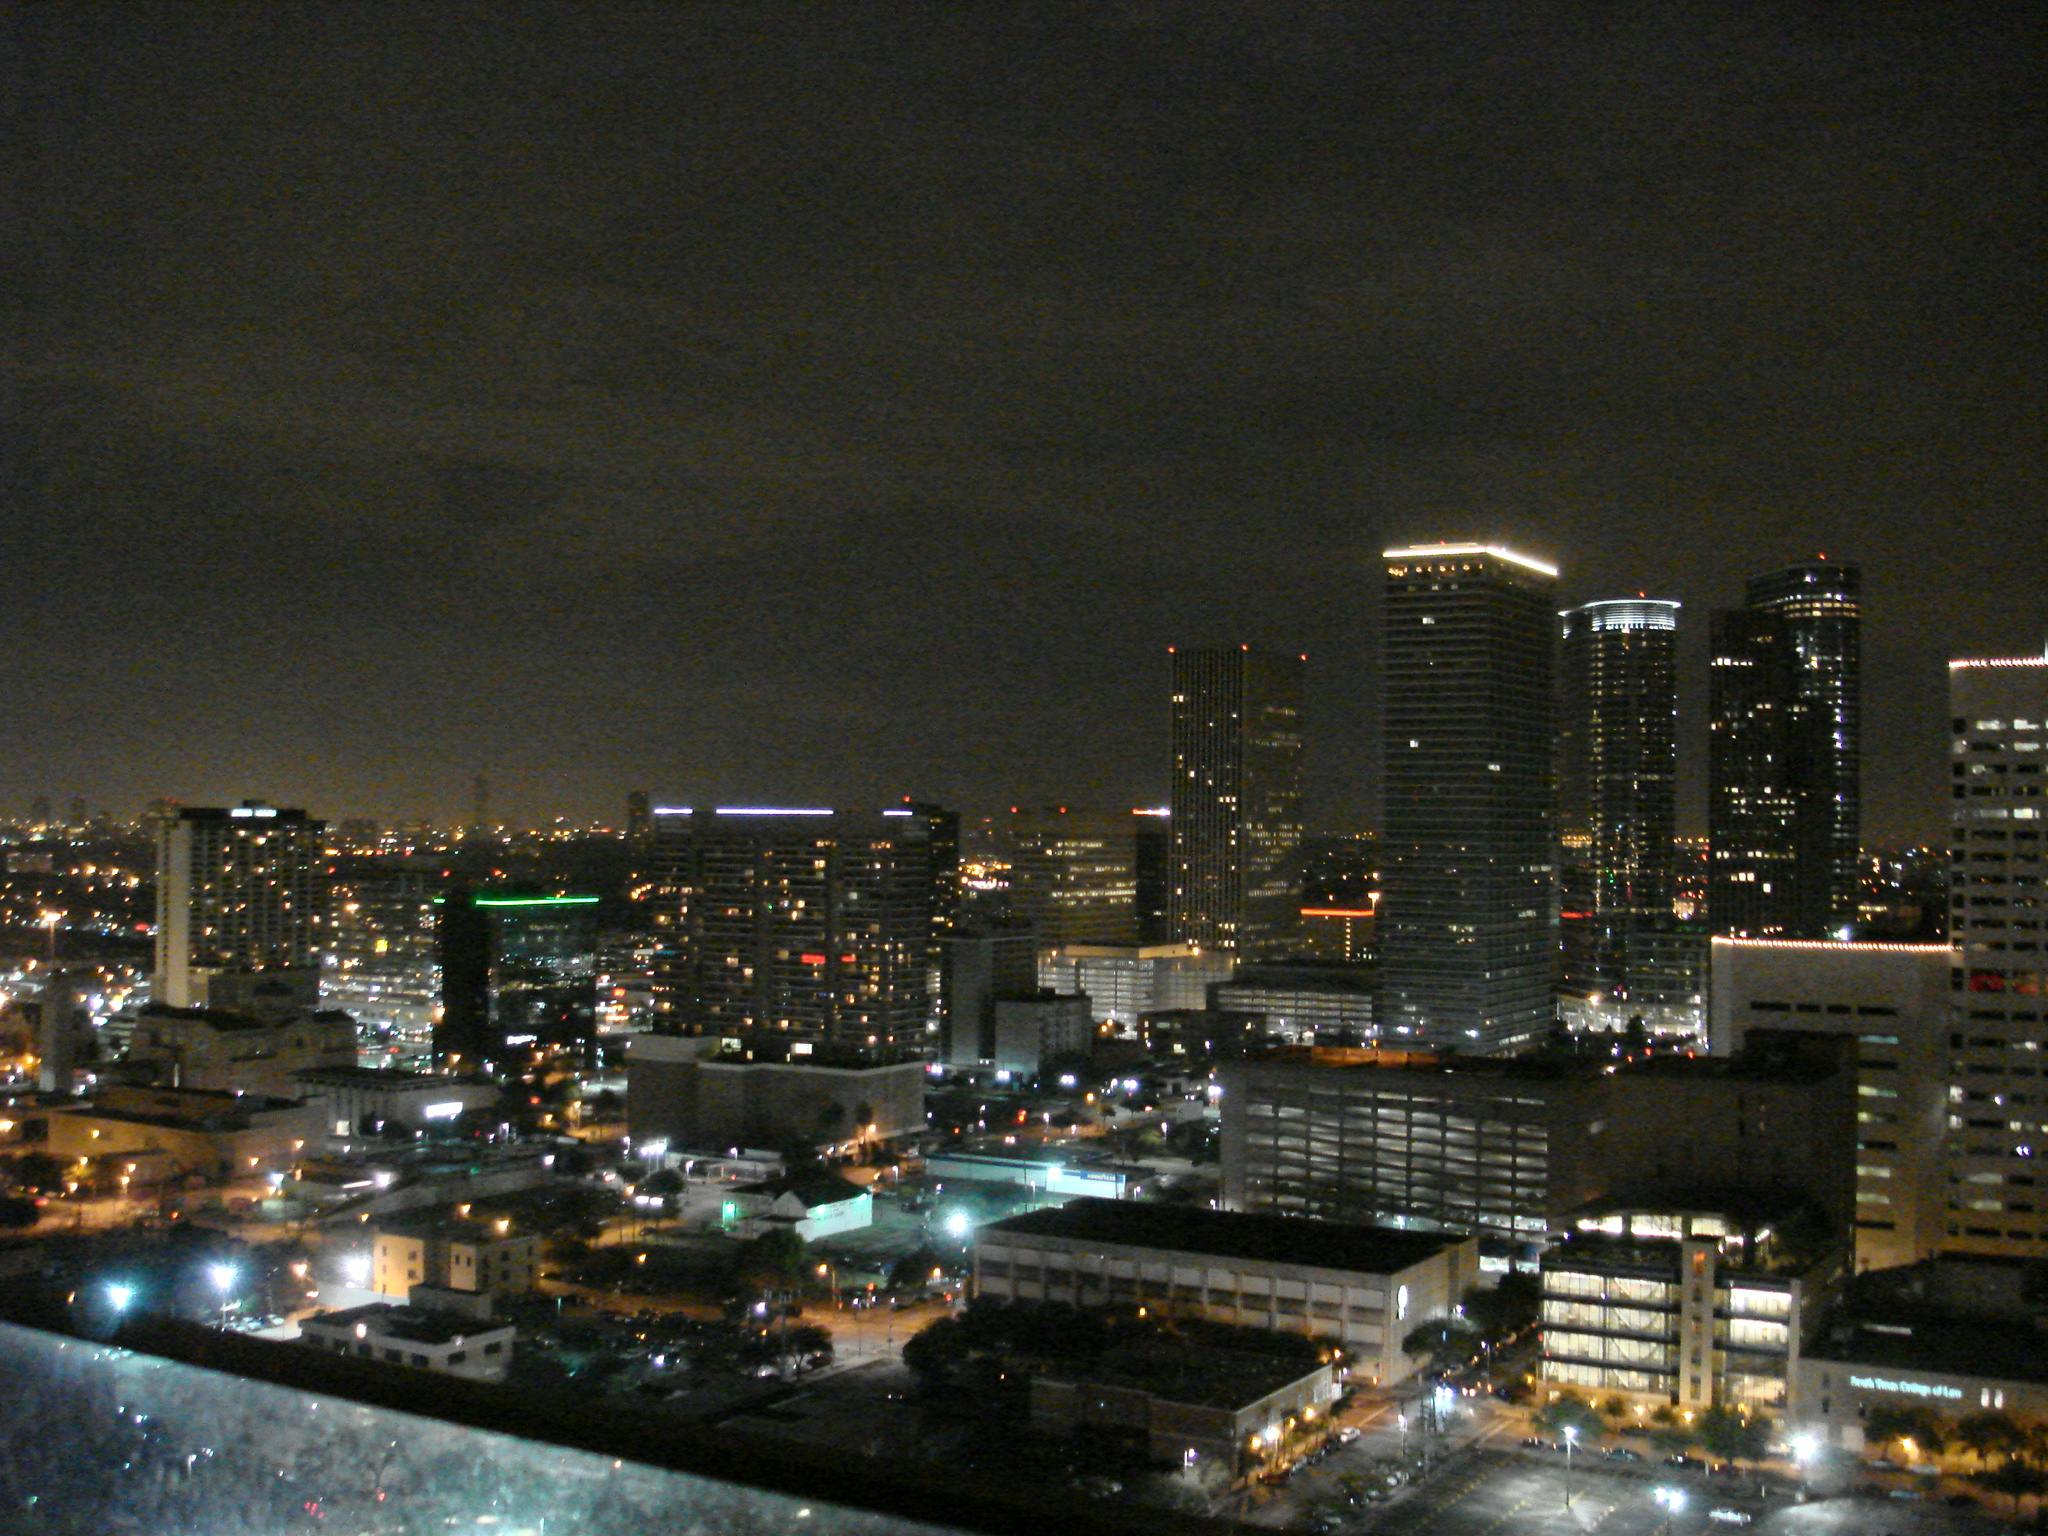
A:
[43,1086,321,1180]
[731,1171,873,1242]
[1032,1348,1336,1475]
[371,1214,539,1301]
[298,1301,514,1381]
[924,1149,1144,1200]
[974,1197,1478,1385]
[292,1066,500,1137]
[627,1034,924,1153]
[125,1003,357,1098]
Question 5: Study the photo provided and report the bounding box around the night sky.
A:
[8,3,2042,839]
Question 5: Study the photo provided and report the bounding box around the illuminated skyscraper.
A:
[324,859,442,1068]
[1005,805,1167,946]
[1943,649,2048,1256]
[436,888,600,1069]
[1379,544,1558,1054]
[1168,647,1305,959]
[1558,599,1680,1013]
[1707,560,1860,938]
[1746,560,1862,929]
[153,801,327,1009]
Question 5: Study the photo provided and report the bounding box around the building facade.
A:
[1038,942,1233,1030]
[1004,806,1166,947]
[1558,599,1681,1019]
[323,859,442,1068]
[299,1303,515,1382]
[1379,545,1558,1054]
[1168,647,1306,960]
[939,920,1040,1066]
[1709,936,1951,1273]
[626,1033,926,1152]
[153,802,326,1009]
[1943,651,2048,1256]
[371,1215,539,1301]
[1209,965,1375,1043]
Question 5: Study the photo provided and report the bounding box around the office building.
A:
[1031,1353,1336,1478]
[43,1085,322,1180]
[1539,1208,1817,1412]
[974,1198,1480,1386]
[1708,561,1861,937]
[1298,903,1375,964]
[939,919,1040,1066]
[436,889,600,1070]
[1168,647,1306,959]
[1037,942,1234,1030]
[1558,599,1681,1023]
[153,802,327,1010]
[323,860,442,1068]
[1747,560,1862,927]
[646,808,936,1059]
[1219,1033,1856,1258]
[1379,544,1558,1054]
[1004,806,1166,946]
[1943,650,2048,1256]
[991,991,1093,1076]
[1709,936,1951,1272]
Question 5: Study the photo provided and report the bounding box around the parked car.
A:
[1604,1447,1643,1462]
[1665,1454,1700,1470]
[1707,1509,1753,1525]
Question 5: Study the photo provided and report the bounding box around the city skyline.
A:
[8,5,2041,839]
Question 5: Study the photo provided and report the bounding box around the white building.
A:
[1709,936,1951,1272]
[298,1302,514,1381]
[731,1171,873,1242]
[153,802,326,1010]
[974,1197,1478,1386]
[1037,943,1233,1030]
[1944,651,2048,1257]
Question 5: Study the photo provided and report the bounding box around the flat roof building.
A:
[299,1301,514,1382]
[974,1197,1479,1386]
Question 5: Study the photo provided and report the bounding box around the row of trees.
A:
[1864,1404,2048,1508]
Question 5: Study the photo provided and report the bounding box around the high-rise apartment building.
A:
[1379,544,1558,1053]
[1943,650,2048,1256]
[647,808,935,1059]
[153,802,327,1009]
[1558,599,1680,1017]
[1708,561,1861,938]
[1168,647,1305,960]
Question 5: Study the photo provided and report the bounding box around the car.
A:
[1522,1436,1549,1449]
[1335,1426,1361,1445]
[1665,1454,1700,1469]
[1707,1509,1753,1525]
[1604,1447,1643,1462]
[1887,1488,1922,1502]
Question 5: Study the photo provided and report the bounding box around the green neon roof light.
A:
[471,894,600,908]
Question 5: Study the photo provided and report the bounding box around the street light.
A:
[1563,1424,1578,1509]
[208,1263,238,1329]
[106,1282,136,1315]
[944,1210,971,1240]
[1791,1430,1820,1467]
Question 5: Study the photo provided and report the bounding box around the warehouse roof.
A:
[985,1198,1459,1274]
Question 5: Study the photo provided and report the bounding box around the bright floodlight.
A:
[1563,1425,1577,1442]
[208,1263,237,1294]
[106,1283,136,1314]
[944,1211,971,1239]
[1792,1430,1820,1464]
[340,1253,370,1288]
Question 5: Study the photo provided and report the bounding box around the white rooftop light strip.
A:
[651,806,694,816]
[714,807,835,816]
[1383,543,1560,578]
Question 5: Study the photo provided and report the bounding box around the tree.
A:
[641,1168,683,1197]
[888,1245,947,1291]
[1698,1407,1772,1467]
[1956,1410,2025,1467]
[0,1196,37,1229]
[9,1152,61,1193]
[1458,1273,1540,1346]
[1975,1459,2048,1513]
[901,1316,969,1382]
[1864,1403,1948,1460]
[1401,1319,1481,1371]
[742,1226,808,1290]
[1533,1394,1606,1444]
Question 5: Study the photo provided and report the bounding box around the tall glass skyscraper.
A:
[1379,544,1558,1054]
[1168,646,1306,960]
[1558,599,1681,1014]
[1708,559,1860,937]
